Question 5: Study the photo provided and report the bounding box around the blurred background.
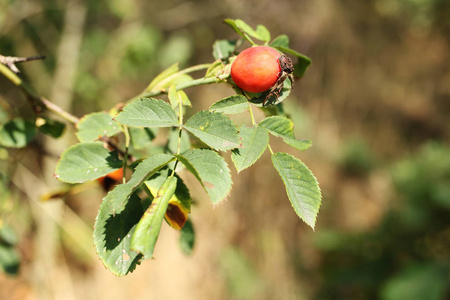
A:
[0,0,449,299]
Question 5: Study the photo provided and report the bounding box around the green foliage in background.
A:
[313,142,450,300]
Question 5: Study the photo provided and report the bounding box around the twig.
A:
[98,136,127,160]
[0,58,131,162]
[0,62,80,124]
[0,54,46,73]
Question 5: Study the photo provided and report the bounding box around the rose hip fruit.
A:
[231,46,281,93]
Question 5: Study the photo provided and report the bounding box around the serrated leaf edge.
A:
[271,152,321,229]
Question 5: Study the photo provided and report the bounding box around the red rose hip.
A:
[231,46,281,93]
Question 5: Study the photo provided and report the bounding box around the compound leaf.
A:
[115,98,178,128]
[231,125,268,172]
[76,112,122,142]
[55,142,123,183]
[184,111,240,151]
[176,149,232,205]
[271,152,321,229]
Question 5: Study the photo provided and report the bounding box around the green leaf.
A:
[271,152,321,229]
[168,73,194,88]
[0,225,18,246]
[145,63,194,93]
[93,153,174,276]
[234,19,268,43]
[55,142,123,183]
[167,128,191,155]
[204,59,232,81]
[76,112,122,142]
[176,149,232,205]
[96,154,174,210]
[179,219,195,255]
[0,245,20,275]
[275,46,311,63]
[212,39,237,61]
[168,85,191,109]
[94,192,143,276]
[129,127,157,150]
[0,118,36,148]
[209,95,248,115]
[36,117,66,138]
[259,116,311,151]
[273,46,311,78]
[283,138,312,151]
[145,63,179,92]
[144,168,191,217]
[115,98,178,128]
[184,111,240,151]
[255,25,271,43]
[224,19,255,45]
[270,35,290,48]
[168,85,179,109]
[230,20,270,43]
[231,125,268,172]
[205,60,225,79]
[260,116,295,138]
[131,176,177,259]
[293,59,312,78]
